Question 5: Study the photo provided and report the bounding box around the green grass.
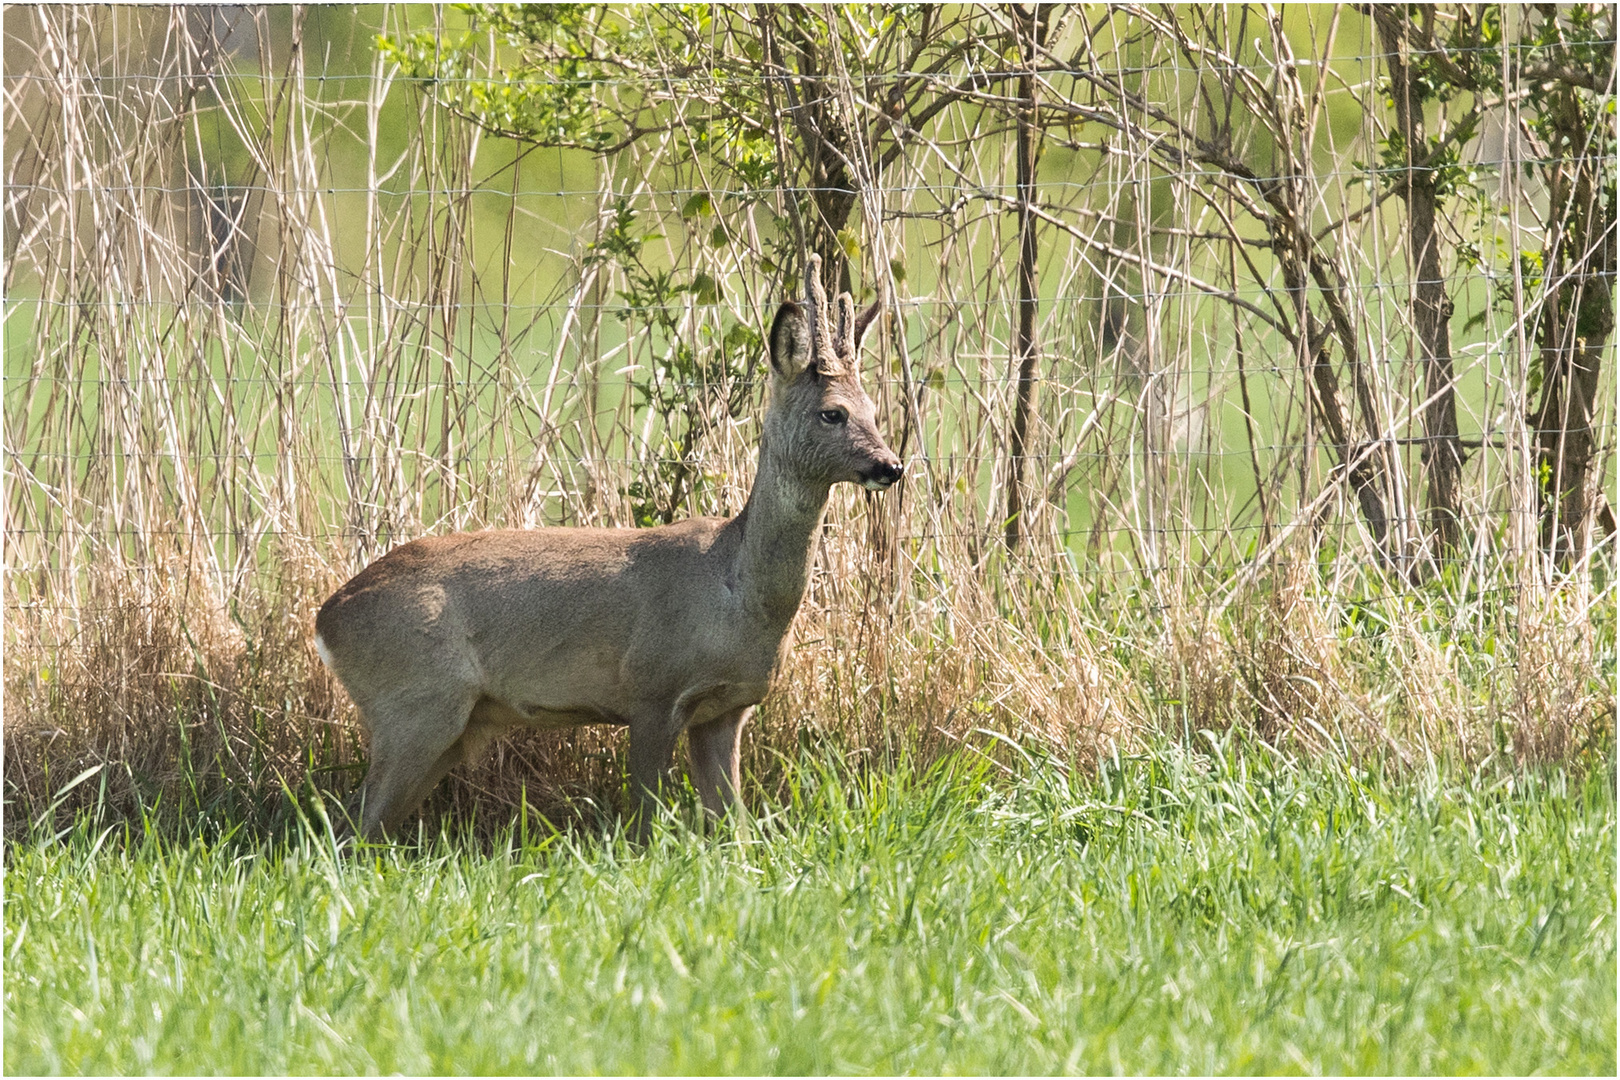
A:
[5,740,1615,1075]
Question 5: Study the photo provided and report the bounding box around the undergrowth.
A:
[5,538,1612,841]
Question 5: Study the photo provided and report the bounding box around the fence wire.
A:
[5,3,1615,613]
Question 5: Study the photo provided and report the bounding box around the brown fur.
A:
[315,257,902,839]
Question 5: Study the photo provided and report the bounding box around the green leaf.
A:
[837,227,862,261]
[688,272,720,305]
[681,192,714,219]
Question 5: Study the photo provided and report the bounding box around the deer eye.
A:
[819,408,848,425]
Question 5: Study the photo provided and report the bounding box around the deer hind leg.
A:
[686,706,751,821]
[357,685,480,841]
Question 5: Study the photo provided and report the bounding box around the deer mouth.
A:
[859,461,904,491]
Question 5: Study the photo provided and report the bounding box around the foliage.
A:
[1397,4,1617,323]
[376,4,1021,279]
[586,196,760,524]
[380,6,796,522]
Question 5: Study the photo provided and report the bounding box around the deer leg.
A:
[357,686,478,841]
[626,717,681,842]
[686,706,751,820]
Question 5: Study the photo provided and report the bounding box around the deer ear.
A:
[768,301,812,382]
[851,297,883,353]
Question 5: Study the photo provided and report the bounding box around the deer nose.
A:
[861,457,904,491]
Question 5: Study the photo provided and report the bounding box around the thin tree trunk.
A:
[1531,79,1615,563]
[1004,3,1046,551]
[760,5,860,292]
[1374,10,1463,560]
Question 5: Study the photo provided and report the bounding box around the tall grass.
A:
[5,744,1614,1073]
[3,6,1613,837]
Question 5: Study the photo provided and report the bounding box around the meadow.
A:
[7,742,1615,1075]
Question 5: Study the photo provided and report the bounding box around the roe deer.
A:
[315,256,903,840]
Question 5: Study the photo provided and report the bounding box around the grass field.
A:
[6,741,1614,1075]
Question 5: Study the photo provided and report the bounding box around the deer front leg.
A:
[626,717,680,843]
[687,706,751,821]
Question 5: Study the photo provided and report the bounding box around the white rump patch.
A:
[313,632,335,672]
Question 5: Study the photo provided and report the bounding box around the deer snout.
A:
[860,455,904,491]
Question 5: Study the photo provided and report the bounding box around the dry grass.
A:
[4,6,1613,838]
[7,525,1609,838]
[1508,582,1613,766]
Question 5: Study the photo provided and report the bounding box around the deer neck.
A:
[730,438,830,629]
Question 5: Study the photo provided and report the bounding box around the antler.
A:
[836,293,856,359]
[806,253,884,373]
[804,254,841,374]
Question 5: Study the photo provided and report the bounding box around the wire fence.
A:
[5,3,1616,613]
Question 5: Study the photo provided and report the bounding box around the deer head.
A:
[764,254,903,492]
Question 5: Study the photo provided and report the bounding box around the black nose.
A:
[862,458,904,491]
